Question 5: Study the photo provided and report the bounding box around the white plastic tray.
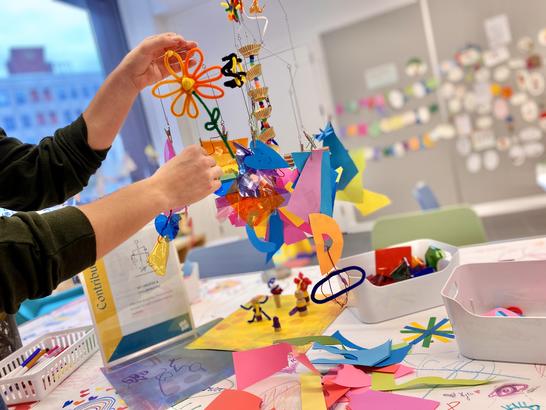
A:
[339,239,459,323]
[442,260,546,364]
[0,326,97,405]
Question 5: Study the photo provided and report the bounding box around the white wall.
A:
[119,0,416,241]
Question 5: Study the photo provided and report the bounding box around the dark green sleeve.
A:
[0,207,96,314]
[0,116,109,211]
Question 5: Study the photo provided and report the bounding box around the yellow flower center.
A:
[181,77,195,93]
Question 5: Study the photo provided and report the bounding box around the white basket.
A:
[0,326,98,405]
[441,260,546,364]
[338,239,459,323]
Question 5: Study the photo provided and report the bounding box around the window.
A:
[57,88,67,101]
[30,89,39,103]
[43,88,52,101]
[36,112,45,126]
[0,90,9,107]
[21,114,31,128]
[15,91,26,105]
[0,0,134,204]
[3,116,16,132]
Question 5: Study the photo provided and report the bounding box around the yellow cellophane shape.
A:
[147,236,170,276]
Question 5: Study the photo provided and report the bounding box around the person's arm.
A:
[0,145,221,314]
[0,33,196,211]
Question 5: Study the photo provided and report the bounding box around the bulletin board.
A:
[428,0,546,203]
[321,0,546,220]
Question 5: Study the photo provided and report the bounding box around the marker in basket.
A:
[30,346,66,374]
[18,349,49,376]
[7,348,42,377]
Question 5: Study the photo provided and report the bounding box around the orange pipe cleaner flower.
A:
[151,48,224,119]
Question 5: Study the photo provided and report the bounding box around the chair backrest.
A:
[371,205,487,249]
[185,239,275,278]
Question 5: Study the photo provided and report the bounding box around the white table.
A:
[13,236,546,410]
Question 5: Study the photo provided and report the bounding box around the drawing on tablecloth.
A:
[501,402,541,410]
[489,383,529,397]
[400,317,454,348]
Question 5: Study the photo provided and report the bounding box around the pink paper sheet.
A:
[332,365,372,388]
[233,343,292,390]
[285,150,323,221]
[347,389,440,410]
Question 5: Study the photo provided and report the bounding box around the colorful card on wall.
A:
[82,222,194,367]
[186,295,342,351]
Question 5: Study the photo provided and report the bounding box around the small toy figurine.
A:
[240,296,271,323]
[294,272,312,304]
[272,316,281,332]
[268,278,284,308]
[289,290,308,317]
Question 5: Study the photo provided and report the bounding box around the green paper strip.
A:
[274,336,342,346]
[371,372,492,392]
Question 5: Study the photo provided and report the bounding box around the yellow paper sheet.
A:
[336,149,366,203]
[354,189,391,216]
[309,213,343,274]
[371,372,491,392]
[187,295,342,351]
[300,373,327,410]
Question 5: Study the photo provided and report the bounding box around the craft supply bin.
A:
[442,261,546,364]
[339,239,459,323]
[0,326,97,405]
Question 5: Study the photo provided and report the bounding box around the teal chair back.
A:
[371,205,487,249]
[16,286,84,325]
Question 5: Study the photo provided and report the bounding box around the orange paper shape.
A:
[151,48,224,118]
[309,213,344,274]
[206,390,262,410]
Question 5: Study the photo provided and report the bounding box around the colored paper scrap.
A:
[300,374,327,410]
[233,343,292,390]
[332,365,371,388]
[244,140,289,170]
[187,295,342,351]
[370,372,491,392]
[394,365,415,378]
[293,351,320,374]
[374,344,412,367]
[309,213,344,274]
[285,150,324,220]
[353,189,391,216]
[246,224,278,253]
[375,246,412,276]
[312,340,392,367]
[330,330,365,350]
[323,381,350,408]
[205,389,262,410]
[400,317,454,348]
[336,149,365,204]
[347,389,440,410]
[266,211,285,262]
[317,122,359,190]
[320,149,333,216]
[275,335,342,346]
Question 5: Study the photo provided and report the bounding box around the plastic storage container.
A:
[442,260,546,364]
[0,326,97,405]
[339,239,459,323]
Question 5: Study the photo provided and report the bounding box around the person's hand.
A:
[118,33,198,92]
[150,145,222,210]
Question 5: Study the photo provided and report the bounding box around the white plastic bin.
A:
[0,326,97,405]
[339,239,459,323]
[442,260,546,364]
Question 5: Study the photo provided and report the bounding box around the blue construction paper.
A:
[102,320,233,410]
[244,140,289,170]
[312,340,392,367]
[215,179,235,196]
[246,224,278,253]
[266,211,284,262]
[291,152,311,172]
[331,331,366,350]
[316,122,358,191]
[320,151,333,217]
[373,344,412,367]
